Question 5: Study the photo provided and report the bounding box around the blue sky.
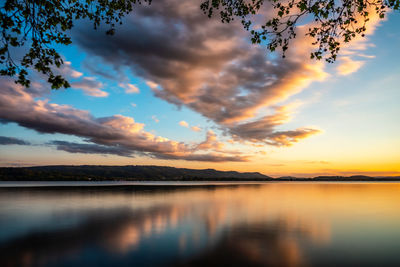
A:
[0,1,399,176]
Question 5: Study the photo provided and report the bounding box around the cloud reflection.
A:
[1,183,400,267]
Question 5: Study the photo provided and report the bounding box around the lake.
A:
[0,182,399,266]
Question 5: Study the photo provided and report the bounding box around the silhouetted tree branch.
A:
[0,0,151,88]
[201,0,398,61]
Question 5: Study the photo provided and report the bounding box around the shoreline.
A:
[1,180,400,188]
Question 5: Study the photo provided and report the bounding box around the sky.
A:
[0,0,399,177]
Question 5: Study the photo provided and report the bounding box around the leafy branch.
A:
[0,0,151,88]
[201,0,399,62]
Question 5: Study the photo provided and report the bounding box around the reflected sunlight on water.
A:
[0,183,399,267]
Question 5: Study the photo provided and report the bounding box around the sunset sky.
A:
[0,1,399,177]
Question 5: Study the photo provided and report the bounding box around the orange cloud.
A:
[179,121,189,127]
[337,57,365,76]
[191,126,202,132]
[0,79,249,162]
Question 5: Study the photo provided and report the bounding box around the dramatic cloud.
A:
[227,104,321,146]
[0,1,384,164]
[72,0,328,146]
[0,79,247,162]
[72,1,383,147]
[0,136,30,145]
[71,77,108,97]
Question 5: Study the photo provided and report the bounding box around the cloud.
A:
[337,57,365,76]
[191,126,201,132]
[179,121,188,128]
[82,58,121,81]
[49,140,134,157]
[2,1,383,162]
[119,83,140,94]
[71,77,108,97]
[179,121,202,132]
[335,7,384,75]
[263,128,321,146]
[58,61,83,79]
[153,152,248,162]
[196,130,224,150]
[72,0,329,146]
[0,79,247,162]
[226,104,321,146]
[146,81,158,90]
[358,54,376,59]
[72,1,384,148]
[0,136,30,145]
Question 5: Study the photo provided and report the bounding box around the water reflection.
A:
[179,222,307,267]
[0,183,400,267]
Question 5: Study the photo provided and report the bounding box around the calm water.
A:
[0,182,399,267]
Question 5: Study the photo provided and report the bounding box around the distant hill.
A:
[0,165,271,181]
[0,165,399,181]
